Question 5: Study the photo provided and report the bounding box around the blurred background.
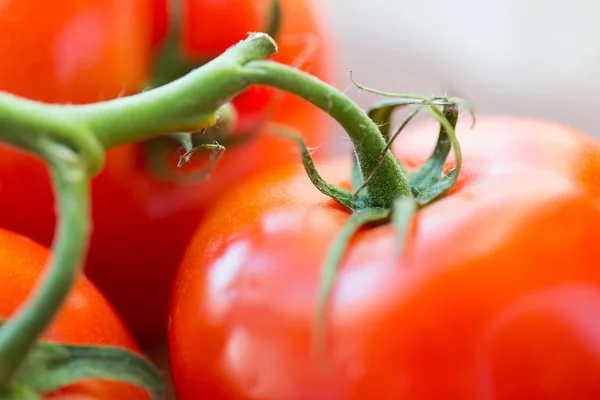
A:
[321,0,600,141]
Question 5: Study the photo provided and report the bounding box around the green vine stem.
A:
[0,33,277,166]
[241,61,412,207]
[0,143,90,388]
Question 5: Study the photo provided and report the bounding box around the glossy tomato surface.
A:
[169,117,600,399]
[0,228,148,399]
[0,0,333,342]
[0,0,151,103]
[152,0,261,58]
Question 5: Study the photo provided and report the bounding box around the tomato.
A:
[0,0,333,343]
[0,0,151,103]
[0,228,148,399]
[169,116,600,399]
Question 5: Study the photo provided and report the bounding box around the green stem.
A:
[67,33,277,150]
[0,32,277,162]
[241,61,411,208]
[0,35,409,210]
[0,94,105,175]
[0,143,90,388]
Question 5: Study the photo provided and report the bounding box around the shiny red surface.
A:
[170,117,600,399]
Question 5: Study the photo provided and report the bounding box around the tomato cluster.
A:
[0,0,332,344]
[1,0,600,399]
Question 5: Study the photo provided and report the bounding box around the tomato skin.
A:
[0,0,332,342]
[169,117,600,399]
[181,0,262,58]
[0,228,148,399]
[0,0,151,103]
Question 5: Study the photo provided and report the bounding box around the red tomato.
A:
[169,116,600,399]
[0,228,148,399]
[0,0,151,103]
[181,0,262,58]
[0,0,333,342]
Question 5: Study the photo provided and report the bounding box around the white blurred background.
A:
[321,0,600,140]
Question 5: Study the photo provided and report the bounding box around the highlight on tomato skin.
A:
[168,116,600,399]
[0,228,149,400]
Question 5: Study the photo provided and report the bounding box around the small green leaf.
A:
[415,169,459,204]
[413,105,463,205]
[14,341,165,400]
[392,196,417,256]
[269,124,360,211]
[410,104,459,191]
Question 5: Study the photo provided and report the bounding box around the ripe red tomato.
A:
[169,116,600,399]
[0,228,148,399]
[151,0,261,58]
[0,0,333,343]
[0,0,151,103]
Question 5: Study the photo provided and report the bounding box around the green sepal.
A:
[411,104,462,205]
[11,341,164,399]
[354,84,468,206]
[269,125,364,211]
[349,71,476,123]
[410,104,459,191]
